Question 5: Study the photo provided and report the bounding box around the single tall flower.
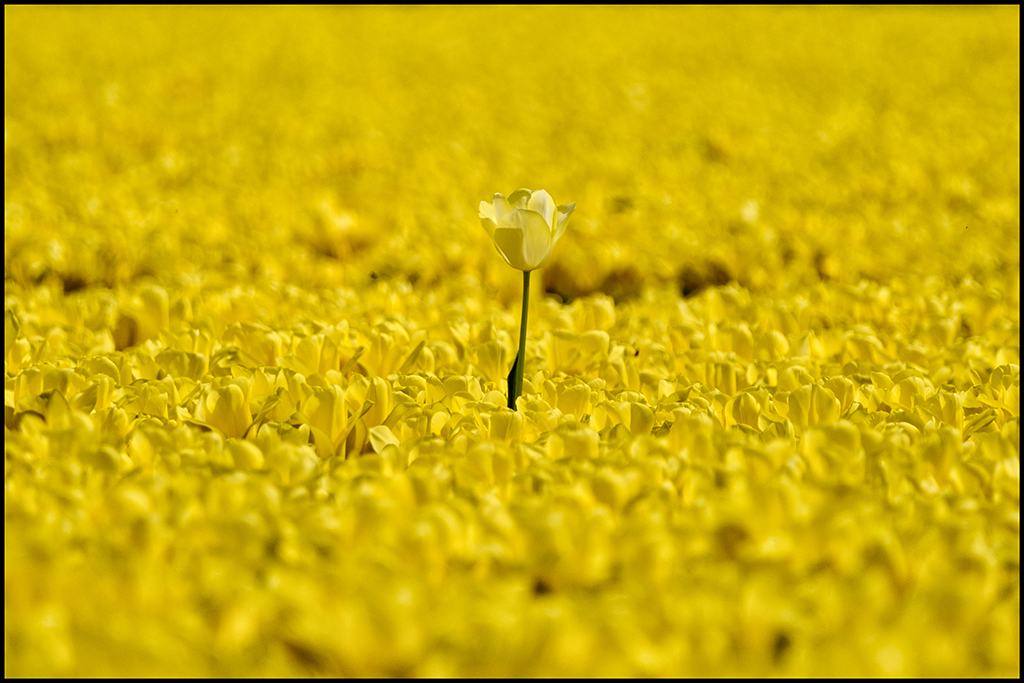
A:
[480,189,575,410]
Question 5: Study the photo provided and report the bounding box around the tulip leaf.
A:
[183,418,220,435]
[336,399,376,458]
[5,308,21,358]
[341,346,366,376]
[243,388,283,439]
[507,351,519,410]
[398,340,426,373]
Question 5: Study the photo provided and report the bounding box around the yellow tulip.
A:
[479,189,574,271]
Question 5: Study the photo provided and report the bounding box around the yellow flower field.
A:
[4,6,1019,676]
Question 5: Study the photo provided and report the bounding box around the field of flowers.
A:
[4,6,1019,676]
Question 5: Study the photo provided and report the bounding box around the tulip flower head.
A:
[479,189,575,271]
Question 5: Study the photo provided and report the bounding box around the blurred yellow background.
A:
[6,7,1018,299]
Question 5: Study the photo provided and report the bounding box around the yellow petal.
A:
[369,424,400,452]
[200,382,252,438]
[488,409,523,441]
[305,384,348,444]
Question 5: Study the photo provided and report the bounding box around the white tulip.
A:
[479,189,575,271]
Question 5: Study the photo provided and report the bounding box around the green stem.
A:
[512,269,530,410]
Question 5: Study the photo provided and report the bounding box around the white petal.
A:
[527,189,556,228]
[498,208,553,270]
[553,202,575,242]
[479,200,497,222]
[508,188,532,211]
[492,226,528,270]
[493,193,511,220]
[480,215,498,238]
